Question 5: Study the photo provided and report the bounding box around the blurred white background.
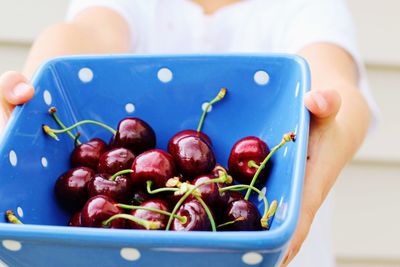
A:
[0,1,399,266]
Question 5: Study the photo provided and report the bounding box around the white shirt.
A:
[66,1,373,266]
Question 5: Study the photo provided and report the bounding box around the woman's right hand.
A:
[0,71,35,132]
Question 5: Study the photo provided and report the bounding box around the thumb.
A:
[0,71,34,107]
[304,89,341,125]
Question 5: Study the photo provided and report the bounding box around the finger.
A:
[304,89,341,125]
[0,71,34,106]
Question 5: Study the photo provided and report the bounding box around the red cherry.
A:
[97,147,135,174]
[54,167,95,212]
[172,199,211,231]
[81,195,125,228]
[228,136,270,184]
[70,138,108,169]
[110,117,156,154]
[131,149,177,188]
[168,130,212,148]
[87,174,133,203]
[68,211,82,226]
[168,134,215,179]
[128,199,170,230]
[221,199,262,231]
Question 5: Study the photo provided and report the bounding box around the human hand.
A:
[281,89,343,266]
[0,71,34,132]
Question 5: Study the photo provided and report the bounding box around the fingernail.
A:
[312,91,327,112]
[11,82,31,99]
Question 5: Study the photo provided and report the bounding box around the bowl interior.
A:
[0,55,309,247]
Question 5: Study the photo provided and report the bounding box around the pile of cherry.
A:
[6,88,295,231]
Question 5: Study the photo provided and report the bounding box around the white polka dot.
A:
[120,248,140,261]
[78,68,94,83]
[274,201,287,221]
[258,187,267,202]
[43,90,52,106]
[17,207,23,218]
[125,103,135,113]
[283,147,288,157]
[0,258,8,267]
[242,252,263,265]
[2,240,22,251]
[201,102,212,113]
[9,150,17,166]
[295,82,300,98]
[157,68,173,83]
[41,157,48,168]
[254,71,270,85]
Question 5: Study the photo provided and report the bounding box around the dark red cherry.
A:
[172,199,211,231]
[168,134,216,178]
[110,117,156,154]
[128,199,169,230]
[81,195,125,228]
[68,211,82,226]
[191,175,224,208]
[168,130,212,148]
[54,167,95,212]
[131,149,177,188]
[228,136,270,184]
[97,147,135,174]
[222,199,262,231]
[226,191,245,205]
[129,189,150,205]
[71,138,108,169]
[87,174,133,203]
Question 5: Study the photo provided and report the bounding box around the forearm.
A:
[23,7,131,78]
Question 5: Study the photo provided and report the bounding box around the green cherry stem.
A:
[247,160,260,169]
[196,87,227,132]
[74,132,81,146]
[217,216,245,229]
[244,132,296,200]
[110,169,133,182]
[5,210,23,224]
[146,180,180,194]
[220,184,269,229]
[49,107,81,145]
[102,213,161,230]
[165,173,230,231]
[116,203,187,223]
[43,119,116,140]
[194,196,216,232]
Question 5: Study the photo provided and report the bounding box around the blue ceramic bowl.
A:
[0,55,309,267]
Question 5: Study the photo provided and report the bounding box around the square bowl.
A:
[0,54,309,267]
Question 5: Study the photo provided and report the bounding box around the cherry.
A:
[226,191,245,205]
[54,167,95,212]
[81,195,125,228]
[168,130,212,148]
[129,189,150,205]
[127,199,170,230]
[70,138,108,170]
[171,199,211,231]
[97,147,135,174]
[87,171,133,203]
[191,174,225,208]
[228,136,270,185]
[69,211,82,226]
[131,149,177,188]
[221,199,262,231]
[168,134,216,178]
[110,117,156,154]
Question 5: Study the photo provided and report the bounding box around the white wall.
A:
[0,0,399,266]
